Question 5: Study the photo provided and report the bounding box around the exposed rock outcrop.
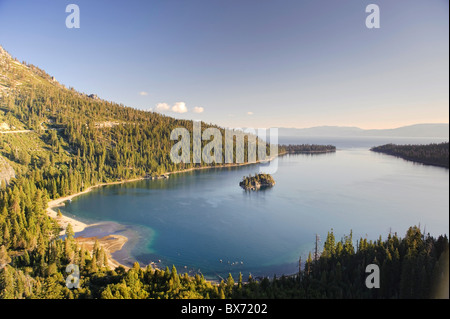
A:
[0,155,15,187]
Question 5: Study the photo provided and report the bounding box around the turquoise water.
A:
[61,146,449,280]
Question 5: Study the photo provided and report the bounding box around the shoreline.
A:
[47,153,285,231]
[370,149,449,169]
[46,154,284,270]
[75,234,129,270]
[46,177,145,235]
[46,178,145,270]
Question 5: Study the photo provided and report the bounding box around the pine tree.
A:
[65,223,75,240]
[0,245,11,268]
[306,252,312,275]
[323,229,336,258]
[237,272,243,290]
[226,273,234,296]
[0,265,15,299]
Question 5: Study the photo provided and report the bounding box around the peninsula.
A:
[280,144,336,154]
[371,142,449,168]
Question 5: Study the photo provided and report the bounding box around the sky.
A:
[0,0,448,129]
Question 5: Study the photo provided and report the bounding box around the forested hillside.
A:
[1,224,447,299]
[371,143,449,168]
[0,44,277,298]
[237,226,448,299]
[0,45,448,299]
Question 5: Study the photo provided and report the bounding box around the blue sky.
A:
[0,0,448,129]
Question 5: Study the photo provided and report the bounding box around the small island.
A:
[240,173,275,190]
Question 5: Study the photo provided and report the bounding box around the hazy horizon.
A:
[0,0,448,130]
[1,42,448,132]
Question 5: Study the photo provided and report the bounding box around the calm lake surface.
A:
[61,137,449,280]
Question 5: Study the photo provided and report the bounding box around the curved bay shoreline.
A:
[46,154,286,270]
[46,179,145,270]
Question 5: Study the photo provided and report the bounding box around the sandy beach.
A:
[47,199,130,269]
[46,177,145,235]
[75,234,129,269]
[46,178,145,269]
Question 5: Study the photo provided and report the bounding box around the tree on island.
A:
[240,173,275,190]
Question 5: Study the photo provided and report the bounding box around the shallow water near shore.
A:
[61,141,449,281]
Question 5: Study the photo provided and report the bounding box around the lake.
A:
[61,137,449,280]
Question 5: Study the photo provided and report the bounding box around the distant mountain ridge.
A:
[278,124,449,139]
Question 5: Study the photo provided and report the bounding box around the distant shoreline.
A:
[370,142,449,169]
[285,150,336,154]
[371,150,449,169]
